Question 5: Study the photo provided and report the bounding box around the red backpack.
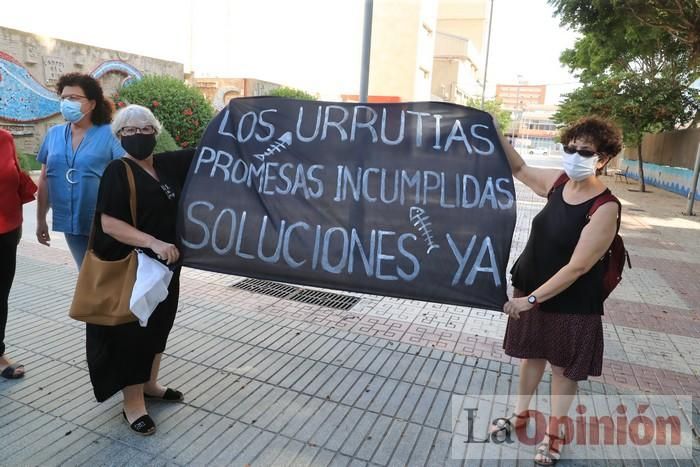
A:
[549,174,631,300]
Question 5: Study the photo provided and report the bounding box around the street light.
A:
[685,142,700,216]
[480,0,494,110]
[359,0,374,103]
[684,78,700,216]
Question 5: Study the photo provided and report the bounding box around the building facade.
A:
[192,77,283,110]
[495,83,546,111]
[363,0,488,103]
[366,0,439,102]
[0,26,183,154]
[431,0,488,104]
[512,104,559,151]
[431,32,482,103]
[495,83,550,142]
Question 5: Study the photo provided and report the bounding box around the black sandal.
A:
[488,411,529,436]
[144,388,183,402]
[122,410,156,436]
[534,432,565,465]
[0,364,25,379]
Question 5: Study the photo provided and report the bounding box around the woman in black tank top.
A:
[488,116,622,465]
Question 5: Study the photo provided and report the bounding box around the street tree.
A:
[549,0,700,191]
[464,97,511,133]
[618,0,700,65]
[555,71,697,191]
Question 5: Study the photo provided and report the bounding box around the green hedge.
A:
[114,75,214,149]
[154,128,180,153]
[266,86,317,100]
[18,153,41,171]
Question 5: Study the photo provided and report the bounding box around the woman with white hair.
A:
[86,104,195,435]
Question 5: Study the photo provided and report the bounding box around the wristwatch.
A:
[527,295,538,306]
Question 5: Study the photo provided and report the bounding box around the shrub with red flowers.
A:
[112,75,214,149]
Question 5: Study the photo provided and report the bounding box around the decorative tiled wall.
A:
[0,25,182,154]
[620,159,700,201]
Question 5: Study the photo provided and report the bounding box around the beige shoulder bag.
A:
[69,159,139,326]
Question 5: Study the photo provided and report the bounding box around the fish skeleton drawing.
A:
[254,131,293,162]
[0,52,142,123]
[409,206,440,254]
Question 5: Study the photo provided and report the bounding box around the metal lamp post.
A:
[480,0,494,110]
[359,0,374,103]
[684,78,700,216]
[685,142,700,216]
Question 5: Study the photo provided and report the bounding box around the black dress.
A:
[503,175,613,381]
[86,149,195,402]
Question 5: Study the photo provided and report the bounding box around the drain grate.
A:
[231,278,361,311]
[232,278,298,298]
[291,288,361,310]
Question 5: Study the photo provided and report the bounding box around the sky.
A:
[1,0,580,103]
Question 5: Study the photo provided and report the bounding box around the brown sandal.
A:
[488,411,529,436]
[534,432,565,465]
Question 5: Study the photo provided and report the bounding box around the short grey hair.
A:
[112,104,162,136]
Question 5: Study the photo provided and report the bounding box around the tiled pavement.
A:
[2,158,699,466]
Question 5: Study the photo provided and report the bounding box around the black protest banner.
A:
[178,97,516,311]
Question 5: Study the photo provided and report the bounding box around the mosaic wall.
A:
[0,52,143,123]
[0,26,182,154]
[0,51,61,123]
[620,159,700,201]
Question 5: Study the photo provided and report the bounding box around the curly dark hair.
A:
[560,116,623,158]
[56,73,114,125]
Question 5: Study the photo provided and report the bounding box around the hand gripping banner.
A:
[178,97,516,311]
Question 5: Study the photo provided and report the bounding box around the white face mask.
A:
[563,152,599,181]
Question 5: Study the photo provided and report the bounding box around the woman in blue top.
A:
[36,73,125,267]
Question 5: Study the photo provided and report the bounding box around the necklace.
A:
[64,124,88,185]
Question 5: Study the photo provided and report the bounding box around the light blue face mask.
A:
[60,99,85,123]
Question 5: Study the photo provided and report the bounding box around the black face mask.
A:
[121,134,157,160]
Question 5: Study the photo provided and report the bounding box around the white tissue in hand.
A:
[130,251,173,327]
